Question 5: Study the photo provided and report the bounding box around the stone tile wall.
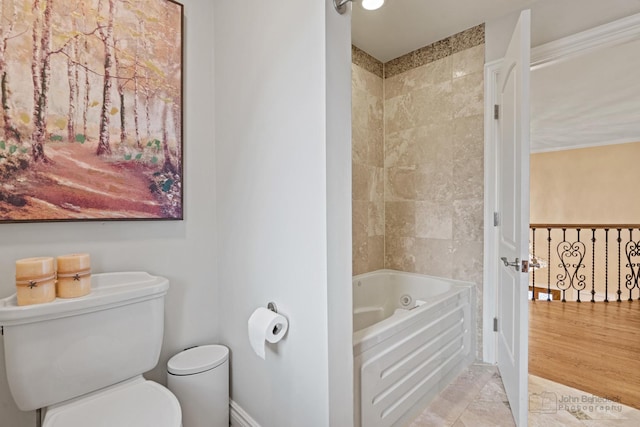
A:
[352,49,385,276]
[352,25,485,354]
[352,25,484,284]
[383,43,484,287]
[383,40,485,354]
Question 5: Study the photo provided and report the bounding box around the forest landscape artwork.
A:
[0,0,183,222]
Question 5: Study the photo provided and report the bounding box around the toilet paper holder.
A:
[267,302,278,313]
[266,302,285,335]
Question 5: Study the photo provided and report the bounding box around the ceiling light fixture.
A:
[361,0,384,10]
[333,0,384,15]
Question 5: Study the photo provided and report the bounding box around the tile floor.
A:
[408,364,640,427]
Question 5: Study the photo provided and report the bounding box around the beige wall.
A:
[531,142,640,224]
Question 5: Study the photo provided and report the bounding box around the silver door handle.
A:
[501,257,520,271]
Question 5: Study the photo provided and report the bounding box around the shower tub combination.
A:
[353,269,476,427]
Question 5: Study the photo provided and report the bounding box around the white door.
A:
[496,9,531,427]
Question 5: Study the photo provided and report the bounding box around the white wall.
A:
[325,2,354,425]
[214,0,352,425]
[0,1,217,425]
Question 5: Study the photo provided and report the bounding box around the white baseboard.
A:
[230,400,260,427]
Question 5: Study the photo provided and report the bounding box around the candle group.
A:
[15,253,92,306]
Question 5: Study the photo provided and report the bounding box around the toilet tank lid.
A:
[168,345,229,375]
[0,272,168,326]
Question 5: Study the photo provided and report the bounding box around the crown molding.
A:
[531,12,640,70]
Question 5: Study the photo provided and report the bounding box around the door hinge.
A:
[493,212,500,227]
[494,104,499,120]
[493,317,498,332]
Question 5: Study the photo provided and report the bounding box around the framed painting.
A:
[0,0,183,222]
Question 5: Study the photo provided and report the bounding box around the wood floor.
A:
[529,300,640,410]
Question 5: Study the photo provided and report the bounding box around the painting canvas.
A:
[0,0,183,222]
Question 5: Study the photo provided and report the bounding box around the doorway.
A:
[485,10,640,420]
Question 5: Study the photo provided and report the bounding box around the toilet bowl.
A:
[0,272,181,426]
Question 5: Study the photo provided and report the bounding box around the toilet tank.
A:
[0,272,169,411]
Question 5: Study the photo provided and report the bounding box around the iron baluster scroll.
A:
[556,228,586,302]
[625,228,640,301]
[529,225,640,303]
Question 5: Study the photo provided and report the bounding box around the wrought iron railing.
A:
[529,224,640,303]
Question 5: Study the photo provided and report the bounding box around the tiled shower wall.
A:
[352,47,385,275]
[352,25,485,351]
[383,31,485,286]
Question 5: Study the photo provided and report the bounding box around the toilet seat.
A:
[43,376,181,427]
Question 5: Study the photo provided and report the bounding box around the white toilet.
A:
[0,272,181,427]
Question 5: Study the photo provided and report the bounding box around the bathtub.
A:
[353,269,476,427]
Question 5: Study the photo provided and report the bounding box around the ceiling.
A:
[531,38,640,152]
[352,0,640,62]
[352,0,640,152]
[352,0,536,62]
